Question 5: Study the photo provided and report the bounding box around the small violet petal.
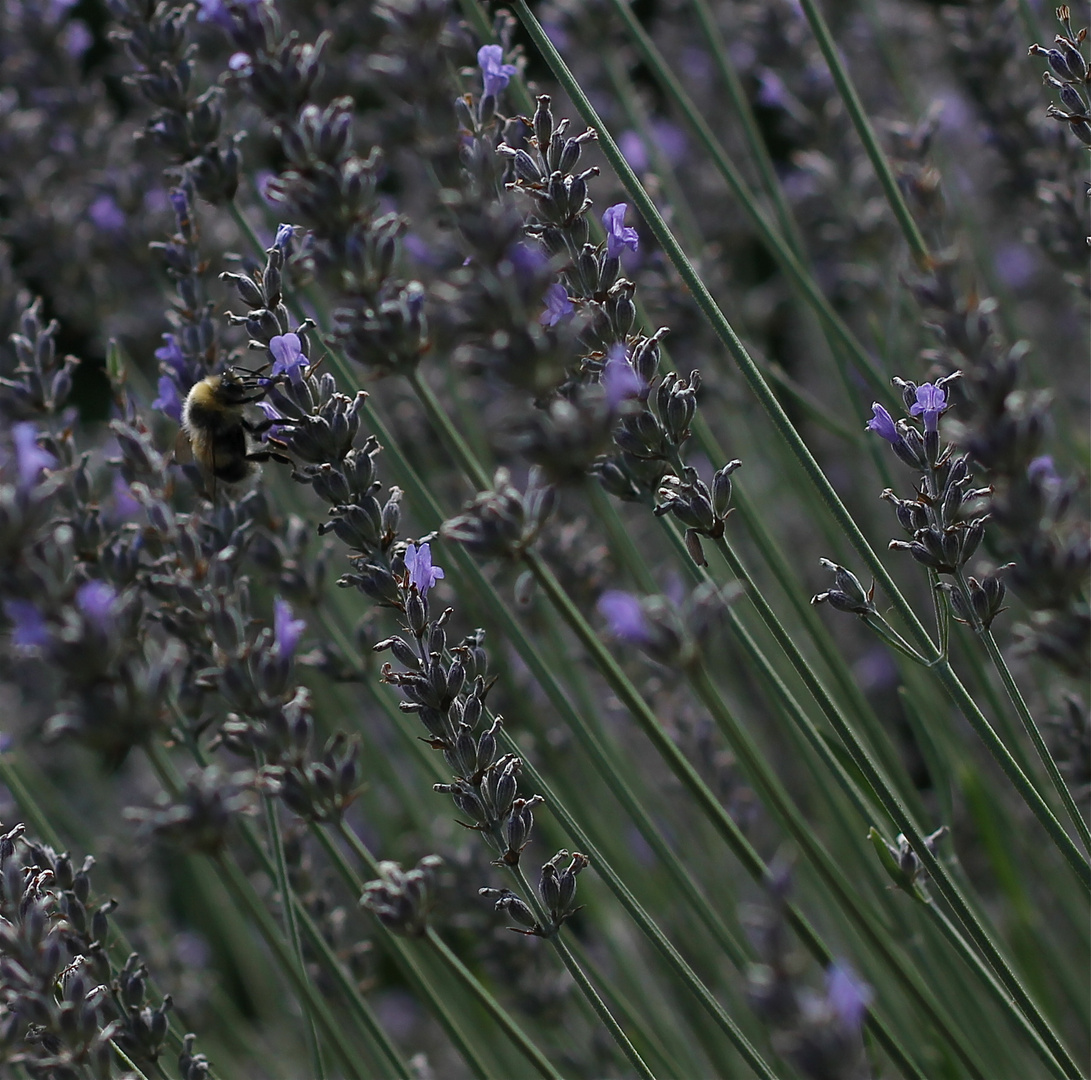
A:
[12,423,56,489]
[76,581,118,629]
[273,598,306,658]
[865,403,900,445]
[152,376,183,422]
[4,599,50,649]
[405,542,445,597]
[598,590,649,643]
[478,45,518,98]
[602,203,639,260]
[539,283,573,327]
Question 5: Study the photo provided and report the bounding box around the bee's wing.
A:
[173,427,195,466]
[172,427,217,500]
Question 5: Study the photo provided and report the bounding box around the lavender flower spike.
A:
[405,542,445,597]
[602,203,639,259]
[909,382,948,434]
[478,45,518,98]
[865,403,900,445]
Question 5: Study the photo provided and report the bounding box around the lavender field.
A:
[0,0,1087,1077]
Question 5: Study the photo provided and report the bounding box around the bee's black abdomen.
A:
[211,425,252,482]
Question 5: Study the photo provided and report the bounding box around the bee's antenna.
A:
[232,362,271,377]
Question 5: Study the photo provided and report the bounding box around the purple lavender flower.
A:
[824,961,872,1031]
[76,581,118,630]
[12,423,56,488]
[865,403,900,445]
[597,590,650,643]
[111,474,141,521]
[4,600,49,649]
[195,0,237,29]
[1028,455,1059,484]
[478,45,518,98]
[88,195,126,233]
[152,375,183,422]
[168,187,190,221]
[155,334,186,378]
[909,382,947,434]
[273,223,294,253]
[603,345,642,407]
[508,243,548,278]
[619,131,650,173]
[62,21,93,59]
[254,400,286,440]
[273,598,306,659]
[539,283,573,327]
[603,204,639,259]
[270,333,307,385]
[404,542,445,597]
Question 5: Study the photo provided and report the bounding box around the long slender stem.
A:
[795,0,931,267]
[258,753,326,1080]
[146,739,409,1080]
[915,894,1070,1080]
[506,865,656,1080]
[212,852,372,1080]
[422,929,571,1080]
[977,626,1091,854]
[688,659,1081,1080]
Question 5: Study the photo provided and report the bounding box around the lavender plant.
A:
[0,0,1086,1078]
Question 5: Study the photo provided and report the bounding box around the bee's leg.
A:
[243,416,305,436]
[246,448,294,466]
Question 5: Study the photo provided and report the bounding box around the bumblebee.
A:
[180,367,286,492]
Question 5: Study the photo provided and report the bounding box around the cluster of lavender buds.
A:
[480,850,589,939]
[109,0,241,203]
[360,855,443,938]
[869,825,950,896]
[908,262,1089,671]
[1029,6,1091,147]
[216,3,431,378]
[373,554,547,867]
[216,220,583,933]
[816,376,1012,639]
[0,825,202,1077]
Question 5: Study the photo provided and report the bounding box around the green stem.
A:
[915,892,1071,1080]
[795,0,931,267]
[505,865,656,1080]
[527,553,962,1080]
[212,852,372,1080]
[595,0,892,400]
[977,627,1091,855]
[423,929,568,1080]
[258,754,326,1080]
